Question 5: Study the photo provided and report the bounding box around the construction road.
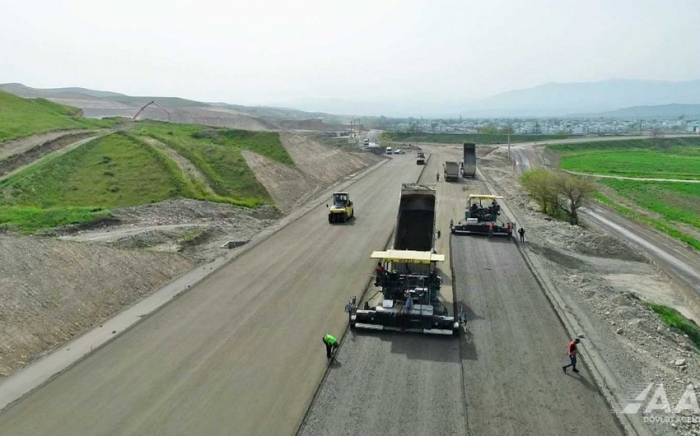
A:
[0,156,423,435]
[300,145,621,436]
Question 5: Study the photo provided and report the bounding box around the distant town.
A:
[372,116,700,135]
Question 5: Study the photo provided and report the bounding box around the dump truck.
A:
[450,194,513,237]
[416,151,426,165]
[327,192,354,223]
[347,184,458,335]
[443,161,459,182]
[462,142,476,178]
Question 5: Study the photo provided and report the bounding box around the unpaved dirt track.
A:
[300,146,622,436]
[585,205,700,301]
[0,157,422,436]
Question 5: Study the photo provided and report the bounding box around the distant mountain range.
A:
[578,103,700,119]
[289,79,700,118]
[4,79,700,120]
[472,79,700,117]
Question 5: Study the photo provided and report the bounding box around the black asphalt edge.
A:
[476,167,647,436]
[295,153,433,435]
[449,224,471,435]
[0,157,390,416]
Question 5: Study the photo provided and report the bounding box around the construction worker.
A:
[562,338,581,373]
[436,172,440,182]
[375,261,385,275]
[487,221,494,238]
[518,227,526,243]
[322,333,339,359]
[375,262,386,286]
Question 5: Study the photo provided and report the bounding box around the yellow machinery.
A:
[327,192,354,223]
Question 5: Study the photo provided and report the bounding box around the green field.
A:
[599,179,700,233]
[382,132,571,144]
[549,137,700,250]
[550,137,700,180]
[0,91,113,142]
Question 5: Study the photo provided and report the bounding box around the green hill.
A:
[0,122,294,232]
[0,91,111,142]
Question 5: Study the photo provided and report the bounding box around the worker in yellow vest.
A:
[322,334,338,359]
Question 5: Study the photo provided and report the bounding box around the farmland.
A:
[550,137,700,180]
[549,137,700,249]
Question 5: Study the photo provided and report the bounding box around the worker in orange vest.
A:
[487,221,494,238]
[562,338,581,373]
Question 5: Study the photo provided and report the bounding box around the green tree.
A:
[521,169,594,225]
[555,175,595,225]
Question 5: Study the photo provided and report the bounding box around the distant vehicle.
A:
[363,138,370,146]
[416,152,426,165]
[443,161,459,182]
[395,149,405,154]
[462,142,476,178]
[386,147,393,155]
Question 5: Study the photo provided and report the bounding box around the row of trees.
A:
[520,168,595,225]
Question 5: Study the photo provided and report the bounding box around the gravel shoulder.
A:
[0,236,192,378]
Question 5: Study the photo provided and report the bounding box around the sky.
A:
[1,0,700,113]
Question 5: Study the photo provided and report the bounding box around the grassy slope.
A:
[0,121,295,232]
[549,137,700,250]
[550,137,700,180]
[0,91,111,142]
[648,303,700,348]
[382,132,570,144]
[0,133,191,232]
[132,122,293,206]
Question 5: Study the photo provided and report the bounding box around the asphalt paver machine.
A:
[450,194,513,237]
[346,184,459,335]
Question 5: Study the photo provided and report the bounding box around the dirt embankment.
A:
[0,130,94,162]
[0,236,193,378]
[480,147,700,436]
[59,199,281,264]
[0,132,98,178]
[243,133,382,212]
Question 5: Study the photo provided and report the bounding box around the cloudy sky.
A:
[1,0,699,111]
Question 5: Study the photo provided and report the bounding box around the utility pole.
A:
[508,131,511,162]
